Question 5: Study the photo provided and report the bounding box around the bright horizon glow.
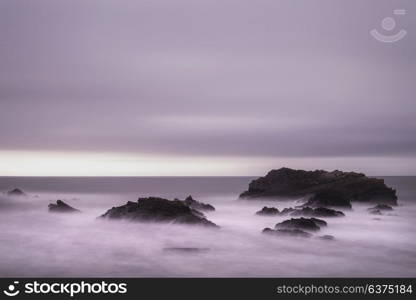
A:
[0,151,415,177]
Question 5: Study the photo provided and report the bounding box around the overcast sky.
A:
[0,0,415,176]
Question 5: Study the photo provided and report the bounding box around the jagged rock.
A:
[319,235,335,241]
[274,217,324,232]
[239,168,397,206]
[256,206,279,216]
[278,207,297,215]
[304,190,352,208]
[183,195,215,211]
[163,247,210,253]
[100,197,218,227]
[288,206,345,217]
[48,200,80,213]
[7,188,26,196]
[262,227,311,238]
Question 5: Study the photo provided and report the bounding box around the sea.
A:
[0,176,415,277]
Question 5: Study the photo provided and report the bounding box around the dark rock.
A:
[369,209,382,215]
[289,206,345,217]
[305,189,352,208]
[48,200,80,213]
[256,206,279,216]
[239,168,397,206]
[163,247,209,253]
[100,197,218,227]
[319,235,335,241]
[274,217,322,232]
[278,207,296,215]
[310,217,327,227]
[368,204,393,211]
[7,188,26,196]
[183,195,215,211]
[262,227,312,238]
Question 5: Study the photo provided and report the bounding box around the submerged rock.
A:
[256,206,280,216]
[274,217,325,232]
[7,188,26,197]
[100,197,218,227]
[286,206,345,217]
[48,200,80,213]
[183,195,215,211]
[239,167,397,206]
[262,227,312,238]
[163,247,210,253]
[319,235,335,241]
[368,204,393,211]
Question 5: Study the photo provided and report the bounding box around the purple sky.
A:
[0,0,415,176]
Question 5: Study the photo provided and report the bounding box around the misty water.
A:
[0,177,415,277]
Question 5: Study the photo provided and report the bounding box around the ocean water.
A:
[0,176,415,277]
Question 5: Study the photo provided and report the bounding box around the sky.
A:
[0,0,415,176]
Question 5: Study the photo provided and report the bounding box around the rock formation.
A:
[100,197,218,227]
[48,200,80,213]
[240,167,397,207]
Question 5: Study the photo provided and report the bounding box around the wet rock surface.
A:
[240,167,397,206]
[274,217,325,232]
[100,197,218,227]
[280,206,345,217]
[183,195,215,211]
[48,200,80,213]
[256,206,280,216]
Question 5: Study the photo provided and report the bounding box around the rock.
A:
[319,235,335,241]
[368,204,393,215]
[310,217,327,227]
[163,247,209,253]
[100,197,218,227]
[304,189,352,208]
[274,217,323,232]
[262,227,312,238]
[289,206,345,217]
[368,204,393,211]
[278,207,297,215]
[239,167,397,206]
[48,200,80,213]
[183,195,215,211]
[7,188,26,196]
[256,206,280,216]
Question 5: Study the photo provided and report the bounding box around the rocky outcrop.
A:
[319,235,335,241]
[256,206,279,216]
[7,188,26,196]
[100,197,218,227]
[368,204,394,215]
[48,200,80,213]
[239,167,397,206]
[183,195,215,211]
[280,206,345,217]
[274,217,326,232]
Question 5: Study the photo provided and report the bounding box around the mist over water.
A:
[0,177,415,277]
